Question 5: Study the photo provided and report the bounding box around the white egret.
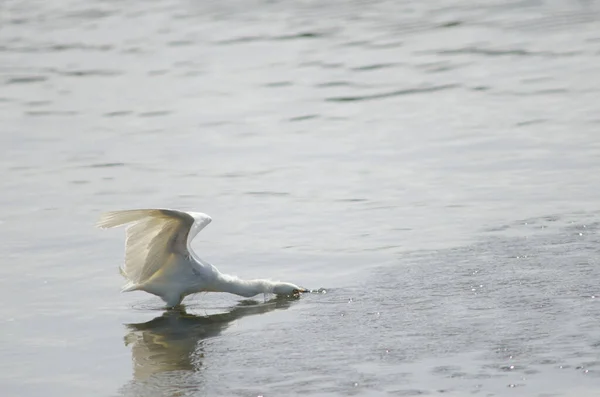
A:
[97,208,308,307]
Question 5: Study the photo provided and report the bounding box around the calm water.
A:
[2,0,600,396]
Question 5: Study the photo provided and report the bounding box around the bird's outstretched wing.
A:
[97,209,212,285]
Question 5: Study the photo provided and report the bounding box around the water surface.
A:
[1,0,600,396]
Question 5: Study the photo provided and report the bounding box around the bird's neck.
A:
[214,274,275,298]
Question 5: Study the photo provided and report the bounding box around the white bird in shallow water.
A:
[97,208,308,308]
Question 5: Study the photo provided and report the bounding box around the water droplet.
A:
[579,233,583,236]
[353,382,359,387]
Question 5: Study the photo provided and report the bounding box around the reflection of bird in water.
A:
[97,208,308,308]
[122,296,298,383]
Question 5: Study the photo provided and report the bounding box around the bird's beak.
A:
[291,288,309,297]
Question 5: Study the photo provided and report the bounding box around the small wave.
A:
[5,76,47,84]
[326,84,458,102]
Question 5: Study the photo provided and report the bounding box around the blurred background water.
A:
[1,0,600,396]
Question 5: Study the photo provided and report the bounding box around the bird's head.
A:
[272,282,309,296]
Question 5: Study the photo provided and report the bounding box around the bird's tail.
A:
[121,282,139,293]
[119,267,140,292]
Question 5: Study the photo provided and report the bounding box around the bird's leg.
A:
[163,293,184,309]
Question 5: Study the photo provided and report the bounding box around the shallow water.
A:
[2,0,600,396]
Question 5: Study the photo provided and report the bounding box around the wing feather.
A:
[97,209,212,285]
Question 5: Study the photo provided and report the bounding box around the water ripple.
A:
[436,47,581,58]
[5,76,47,84]
[325,84,459,102]
[0,43,114,53]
